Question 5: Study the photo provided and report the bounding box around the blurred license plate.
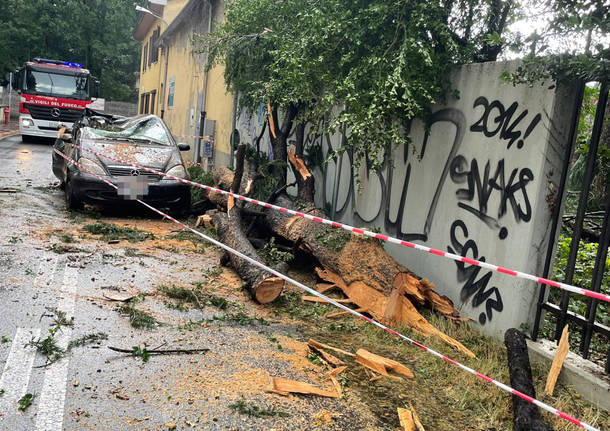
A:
[116,177,149,199]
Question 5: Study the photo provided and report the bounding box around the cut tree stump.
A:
[504,328,554,431]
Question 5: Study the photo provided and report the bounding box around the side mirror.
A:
[177,143,190,151]
[92,79,100,98]
[60,133,72,142]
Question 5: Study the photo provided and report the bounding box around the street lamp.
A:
[135,5,168,25]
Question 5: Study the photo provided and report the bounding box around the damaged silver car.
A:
[52,111,191,214]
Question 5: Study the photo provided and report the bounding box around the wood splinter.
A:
[544,325,569,396]
[272,377,340,398]
[355,348,413,379]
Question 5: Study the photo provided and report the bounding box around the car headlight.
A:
[77,158,106,176]
[21,118,34,127]
[165,165,186,179]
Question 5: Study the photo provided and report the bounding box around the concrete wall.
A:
[103,101,137,117]
[235,60,579,338]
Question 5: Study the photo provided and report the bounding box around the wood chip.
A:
[545,324,570,396]
[195,214,212,228]
[398,407,416,431]
[308,344,344,366]
[410,403,425,431]
[110,387,130,400]
[325,366,347,378]
[103,293,136,302]
[308,339,355,357]
[369,375,383,382]
[356,348,414,379]
[272,377,339,398]
[316,283,336,293]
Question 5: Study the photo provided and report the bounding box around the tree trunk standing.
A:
[265,194,474,357]
[504,329,554,431]
[269,104,298,187]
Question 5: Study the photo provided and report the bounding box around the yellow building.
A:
[133,0,235,169]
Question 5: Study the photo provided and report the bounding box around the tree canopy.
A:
[0,0,143,101]
[201,0,607,173]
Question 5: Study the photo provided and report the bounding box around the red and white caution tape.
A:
[53,146,602,431]
[72,142,610,305]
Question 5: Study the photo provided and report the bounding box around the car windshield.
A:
[24,69,89,100]
[86,116,171,145]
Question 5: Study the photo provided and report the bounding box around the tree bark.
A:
[504,329,554,431]
[210,209,284,303]
[265,194,474,357]
[209,144,284,303]
[269,103,298,187]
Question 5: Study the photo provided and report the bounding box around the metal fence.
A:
[532,80,610,373]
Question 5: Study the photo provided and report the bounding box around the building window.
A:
[150,90,156,114]
[144,93,150,114]
[168,77,175,109]
[140,93,146,114]
[150,27,160,64]
[142,42,148,72]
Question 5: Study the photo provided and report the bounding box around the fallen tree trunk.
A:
[209,151,473,356]
[504,328,554,431]
[266,194,474,357]
[209,145,284,304]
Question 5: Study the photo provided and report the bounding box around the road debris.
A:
[103,292,137,302]
[271,377,340,398]
[398,404,425,431]
[355,349,413,380]
[307,339,355,358]
[110,387,130,400]
[307,342,344,366]
[108,345,210,358]
[545,325,569,396]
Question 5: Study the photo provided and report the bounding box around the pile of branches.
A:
[198,141,474,357]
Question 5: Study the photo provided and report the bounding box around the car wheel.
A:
[21,134,34,143]
[171,200,191,218]
[65,178,83,211]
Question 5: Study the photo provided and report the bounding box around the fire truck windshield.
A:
[24,69,90,100]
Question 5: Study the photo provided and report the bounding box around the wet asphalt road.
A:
[0,134,379,431]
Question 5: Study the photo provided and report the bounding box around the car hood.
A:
[82,140,178,172]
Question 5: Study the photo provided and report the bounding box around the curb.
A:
[0,130,19,140]
[527,339,610,412]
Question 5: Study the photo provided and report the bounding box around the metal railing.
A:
[532,80,610,372]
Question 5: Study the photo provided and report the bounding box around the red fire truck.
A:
[13,58,99,141]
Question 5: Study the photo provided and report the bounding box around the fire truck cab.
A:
[13,58,99,141]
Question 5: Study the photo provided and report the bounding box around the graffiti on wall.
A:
[237,96,544,326]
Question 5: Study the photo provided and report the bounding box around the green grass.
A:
[271,285,609,431]
[228,399,290,418]
[85,222,154,243]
